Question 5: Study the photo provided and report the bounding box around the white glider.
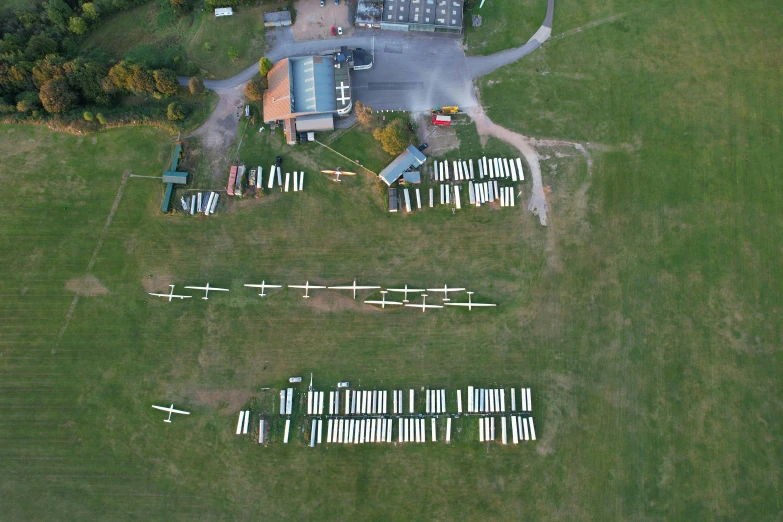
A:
[289,281,327,299]
[244,281,283,297]
[152,404,190,423]
[148,284,191,302]
[184,283,230,300]
[426,284,466,302]
[328,280,381,299]
[387,284,425,303]
[443,291,497,311]
[364,290,403,309]
[404,294,443,312]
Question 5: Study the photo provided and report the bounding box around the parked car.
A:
[418,142,429,152]
[338,27,343,35]
[320,0,325,6]
[331,26,336,36]
[335,0,339,4]
[289,376,302,383]
[337,381,350,388]
[275,155,282,167]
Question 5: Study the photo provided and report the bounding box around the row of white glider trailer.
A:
[264,166,306,193]
[180,191,219,215]
[392,157,525,213]
[239,386,536,447]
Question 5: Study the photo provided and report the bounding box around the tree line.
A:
[0,0,208,128]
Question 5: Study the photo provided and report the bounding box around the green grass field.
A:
[2,0,783,519]
[464,0,549,55]
[84,2,272,78]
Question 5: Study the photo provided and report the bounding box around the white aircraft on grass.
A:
[148,285,192,302]
[404,294,443,313]
[426,284,466,302]
[244,281,283,297]
[184,283,230,300]
[289,281,326,299]
[443,291,497,311]
[320,167,357,182]
[364,290,403,309]
[152,404,190,423]
[328,280,381,299]
[387,284,425,303]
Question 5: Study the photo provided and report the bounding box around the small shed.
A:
[378,145,426,186]
[215,7,233,17]
[264,10,292,27]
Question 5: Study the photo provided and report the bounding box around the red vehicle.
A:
[331,26,337,36]
[432,114,452,126]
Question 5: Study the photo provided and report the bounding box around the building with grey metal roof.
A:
[290,56,337,114]
[378,145,427,186]
[358,0,462,32]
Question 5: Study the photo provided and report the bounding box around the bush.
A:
[68,16,88,35]
[39,77,78,114]
[153,69,179,96]
[84,111,95,121]
[167,102,185,121]
[16,91,41,113]
[259,57,273,77]
[244,80,263,102]
[373,118,411,155]
[228,47,239,61]
[188,77,204,95]
[96,113,107,124]
[355,101,376,127]
[203,42,213,52]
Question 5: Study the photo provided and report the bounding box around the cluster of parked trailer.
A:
[390,156,525,213]
[235,385,537,447]
[227,164,306,197]
[180,191,219,215]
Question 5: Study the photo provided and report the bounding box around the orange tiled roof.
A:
[263,59,292,122]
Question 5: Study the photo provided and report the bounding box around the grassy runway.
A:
[1,0,782,518]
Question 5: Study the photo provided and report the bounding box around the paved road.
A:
[180,0,554,111]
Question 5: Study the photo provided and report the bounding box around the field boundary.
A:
[51,169,132,354]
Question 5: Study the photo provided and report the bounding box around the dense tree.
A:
[39,76,77,113]
[64,58,108,103]
[188,76,204,95]
[153,68,178,96]
[68,16,88,35]
[32,55,66,88]
[129,65,154,94]
[106,61,131,91]
[0,64,33,95]
[82,3,98,21]
[244,79,263,102]
[15,91,41,112]
[259,57,273,77]
[372,118,410,155]
[25,34,58,61]
[167,101,184,121]
[46,0,73,29]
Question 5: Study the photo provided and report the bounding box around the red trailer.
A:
[227,166,237,196]
[432,114,452,126]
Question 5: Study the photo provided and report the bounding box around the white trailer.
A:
[398,418,404,442]
[286,388,293,415]
[509,187,515,207]
[307,391,313,415]
[431,418,437,441]
[310,419,317,447]
[500,187,506,207]
[529,418,536,441]
[441,389,446,413]
[511,415,519,444]
[317,419,323,444]
[369,419,375,442]
[338,419,344,443]
[426,389,431,413]
[415,418,421,443]
[421,419,426,442]
[386,418,392,442]
[359,419,365,444]
[259,419,265,444]
[452,161,458,181]
[479,388,485,412]
[403,418,409,442]
[446,185,451,204]
[527,388,532,412]
[444,160,450,180]
[446,417,452,443]
[276,166,281,186]
[510,160,518,182]
[327,419,333,443]
[488,159,494,178]
[494,389,500,413]
[393,390,398,414]
[457,160,464,180]
[268,165,275,188]
[404,189,412,212]
[469,159,475,179]
[510,388,516,411]
[236,411,245,435]
[500,389,506,412]
[329,391,334,415]
[455,185,461,209]
[318,391,324,415]
[487,182,494,203]
[503,158,510,178]
[479,418,485,442]
[293,171,299,191]
[283,419,291,443]
[243,410,250,434]
[457,389,463,413]
[440,184,445,205]
[489,389,495,412]
[429,188,434,207]
[490,417,495,440]
[434,390,439,413]
[501,416,507,444]
[516,158,524,180]
[279,390,286,416]
[467,386,474,412]
[468,181,476,204]
[494,181,500,201]
[522,418,530,441]
[382,390,387,414]
[284,172,290,192]
[410,389,414,413]
[190,195,196,215]
[474,388,479,413]
[478,158,484,179]
[345,390,351,415]
[415,188,422,210]
[209,193,219,214]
